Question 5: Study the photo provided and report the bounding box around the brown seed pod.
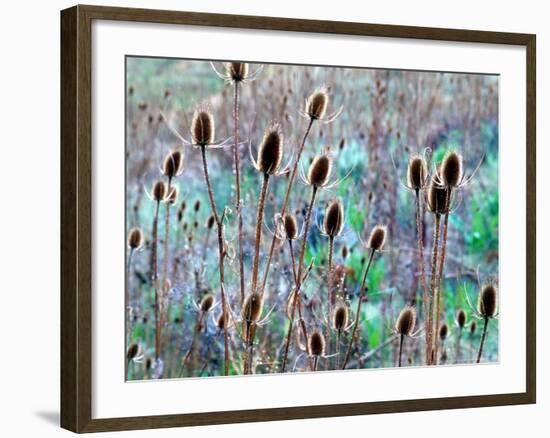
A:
[257,124,283,175]
[479,284,498,318]
[307,154,332,187]
[191,109,215,146]
[470,320,477,335]
[127,227,143,249]
[439,323,449,341]
[225,62,249,82]
[161,149,184,178]
[242,291,263,322]
[367,225,387,251]
[306,89,328,120]
[152,180,167,202]
[441,150,463,188]
[341,245,349,259]
[407,155,427,191]
[323,199,344,237]
[282,214,298,240]
[194,200,201,212]
[206,214,215,230]
[200,293,215,312]
[427,177,448,215]
[396,306,416,336]
[332,303,349,331]
[126,342,140,361]
[216,312,228,330]
[456,309,466,329]
[308,330,325,357]
[145,356,152,371]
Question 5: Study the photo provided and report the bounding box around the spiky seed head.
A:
[283,214,298,240]
[396,306,416,336]
[166,185,179,205]
[308,330,325,356]
[439,323,448,341]
[257,124,284,175]
[200,293,215,312]
[225,62,249,82]
[206,214,215,229]
[126,342,140,361]
[332,303,349,331]
[217,312,228,330]
[367,225,387,251]
[194,200,201,212]
[242,292,263,322]
[441,150,463,188]
[407,155,427,190]
[152,180,167,202]
[470,320,477,335]
[307,154,332,187]
[127,227,143,249]
[479,284,498,318]
[323,199,345,237]
[341,245,349,259]
[427,177,448,215]
[191,109,215,146]
[306,89,328,120]
[456,309,466,329]
[161,149,184,178]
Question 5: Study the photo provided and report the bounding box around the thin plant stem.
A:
[288,240,298,284]
[428,214,441,365]
[313,355,319,372]
[251,173,270,291]
[199,145,229,376]
[398,334,404,367]
[325,236,334,369]
[260,118,315,293]
[477,317,489,363]
[288,239,310,362]
[335,330,341,369]
[152,200,161,360]
[233,81,245,306]
[159,177,173,354]
[179,313,204,377]
[415,190,429,364]
[455,327,462,364]
[342,248,375,370]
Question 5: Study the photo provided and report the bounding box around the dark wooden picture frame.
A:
[60,4,536,433]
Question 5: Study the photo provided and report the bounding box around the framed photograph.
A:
[60,4,536,433]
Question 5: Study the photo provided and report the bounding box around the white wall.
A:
[0,0,545,436]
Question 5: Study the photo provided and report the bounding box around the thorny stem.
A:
[415,190,429,364]
[428,214,441,365]
[152,200,161,360]
[398,334,404,367]
[434,188,452,363]
[199,145,229,376]
[477,316,489,363]
[251,173,270,291]
[233,81,245,306]
[288,240,298,284]
[159,177,173,357]
[342,248,375,370]
[260,118,315,293]
[335,330,341,369]
[325,236,335,369]
[281,186,317,372]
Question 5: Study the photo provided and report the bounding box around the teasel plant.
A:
[438,323,449,364]
[308,330,326,371]
[126,342,144,380]
[126,227,144,306]
[260,87,343,294]
[395,305,420,367]
[162,104,234,375]
[211,61,263,305]
[455,308,466,363]
[332,301,351,369]
[342,224,387,370]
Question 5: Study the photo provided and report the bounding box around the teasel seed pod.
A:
[242,291,264,323]
[194,199,201,212]
[161,149,184,178]
[479,284,498,318]
[152,180,167,202]
[256,123,284,175]
[407,154,427,191]
[427,176,448,215]
[396,306,416,336]
[456,309,466,329]
[441,150,463,188]
[225,62,249,82]
[323,198,345,237]
[470,320,477,335]
[217,312,228,331]
[206,214,215,230]
[282,214,298,240]
[367,225,387,251]
[439,323,448,341]
[200,293,215,312]
[341,245,349,260]
[126,342,140,361]
[307,154,332,187]
[127,227,144,250]
[332,302,349,331]
[308,330,325,357]
[191,108,215,146]
[306,89,328,120]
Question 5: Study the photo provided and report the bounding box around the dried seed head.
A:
[470,320,477,335]
[242,292,263,322]
[323,199,345,237]
[407,155,427,191]
[166,185,179,205]
[479,284,498,318]
[439,323,448,341]
[206,214,215,230]
[308,330,325,356]
[367,225,387,251]
[194,200,201,212]
[282,214,298,240]
[225,62,249,82]
[427,177,448,215]
[126,342,140,361]
[200,293,215,312]
[191,109,215,146]
[441,150,463,188]
[341,245,349,259]
[127,227,143,249]
[306,89,328,120]
[396,306,416,336]
[332,303,349,331]
[217,312,228,330]
[307,154,332,187]
[152,180,167,202]
[161,149,184,178]
[456,309,466,329]
[257,124,284,175]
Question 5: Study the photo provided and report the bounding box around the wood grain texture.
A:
[60,4,536,432]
